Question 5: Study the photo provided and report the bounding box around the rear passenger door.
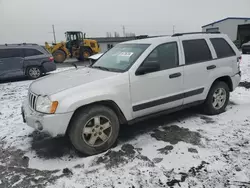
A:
[0,48,24,79]
[180,37,215,105]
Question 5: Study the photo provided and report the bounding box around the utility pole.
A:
[122,25,126,37]
[172,25,175,34]
[52,25,56,43]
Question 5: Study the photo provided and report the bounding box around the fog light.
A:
[35,121,43,131]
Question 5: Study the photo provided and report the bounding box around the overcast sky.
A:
[0,0,250,44]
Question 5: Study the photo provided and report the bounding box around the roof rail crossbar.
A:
[172,31,220,37]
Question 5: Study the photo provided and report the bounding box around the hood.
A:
[30,67,118,95]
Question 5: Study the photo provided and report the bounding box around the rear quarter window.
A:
[40,46,51,54]
[210,38,236,58]
[24,48,43,57]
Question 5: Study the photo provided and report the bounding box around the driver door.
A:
[129,42,184,118]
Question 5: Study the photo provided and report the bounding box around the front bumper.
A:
[22,99,73,137]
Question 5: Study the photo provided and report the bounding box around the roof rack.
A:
[172,32,220,37]
[2,43,39,46]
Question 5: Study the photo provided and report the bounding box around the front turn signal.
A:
[50,101,58,114]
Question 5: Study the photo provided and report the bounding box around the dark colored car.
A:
[0,43,56,80]
[242,41,250,54]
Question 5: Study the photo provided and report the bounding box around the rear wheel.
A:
[69,105,120,155]
[27,66,42,79]
[53,50,66,63]
[203,81,229,115]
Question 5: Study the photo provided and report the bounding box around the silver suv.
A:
[0,43,56,80]
[22,32,241,155]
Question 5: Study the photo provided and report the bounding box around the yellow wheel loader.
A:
[45,31,101,63]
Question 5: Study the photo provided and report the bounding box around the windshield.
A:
[92,43,150,72]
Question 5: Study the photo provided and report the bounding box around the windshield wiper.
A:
[92,66,111,71]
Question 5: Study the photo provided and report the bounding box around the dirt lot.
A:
[0,55,250,188]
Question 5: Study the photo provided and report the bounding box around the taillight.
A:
[237,56,241,71]
[237,56,242,63]
[49,57,54,62]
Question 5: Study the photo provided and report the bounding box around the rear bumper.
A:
[231,72,241,90]
[22,99,73,137]
[42,62,57,73]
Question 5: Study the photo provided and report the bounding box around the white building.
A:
[202,17,250,46]
[92,35,149,53]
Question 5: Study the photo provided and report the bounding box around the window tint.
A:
[210,38,236,58]
[143,42,179,71]
[24,49,43,57]
[0,49,22,58]
[183,39,212,64]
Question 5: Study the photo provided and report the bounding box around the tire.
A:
[26,66,42,79]
[53,50,66,63]
[78,47,93,61]
[203,81,230,115]
[69,105,120,155]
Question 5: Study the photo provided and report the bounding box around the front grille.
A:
[28,92,38,110]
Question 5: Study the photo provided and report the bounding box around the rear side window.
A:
[41,46,51,54]
[24,48,43,57]
[0,49,23,58]
[183,39,212,65]
[210,38,236,58]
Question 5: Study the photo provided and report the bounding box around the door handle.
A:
[169,72,181,79]
[207,65,216,70]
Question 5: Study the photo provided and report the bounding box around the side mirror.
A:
[135,62,160,75]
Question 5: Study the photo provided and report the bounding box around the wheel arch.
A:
[66,100,128,135]
[211,76,233,92]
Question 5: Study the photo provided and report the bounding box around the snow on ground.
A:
[0,56,250,188]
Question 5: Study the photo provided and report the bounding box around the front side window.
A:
[0,48,22,58]
[183,39,212,65]
[24,49,43,57]
[142,42,179,71]
[210,38,236,58]
[92,43,150,72]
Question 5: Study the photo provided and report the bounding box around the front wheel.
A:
[203,81,230,115]
[69,105,120,155]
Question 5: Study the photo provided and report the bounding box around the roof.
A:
[0,43,39,47]
[202,17,250,28]
[122,33,224,45]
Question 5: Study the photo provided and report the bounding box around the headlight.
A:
[36,96,58,114]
